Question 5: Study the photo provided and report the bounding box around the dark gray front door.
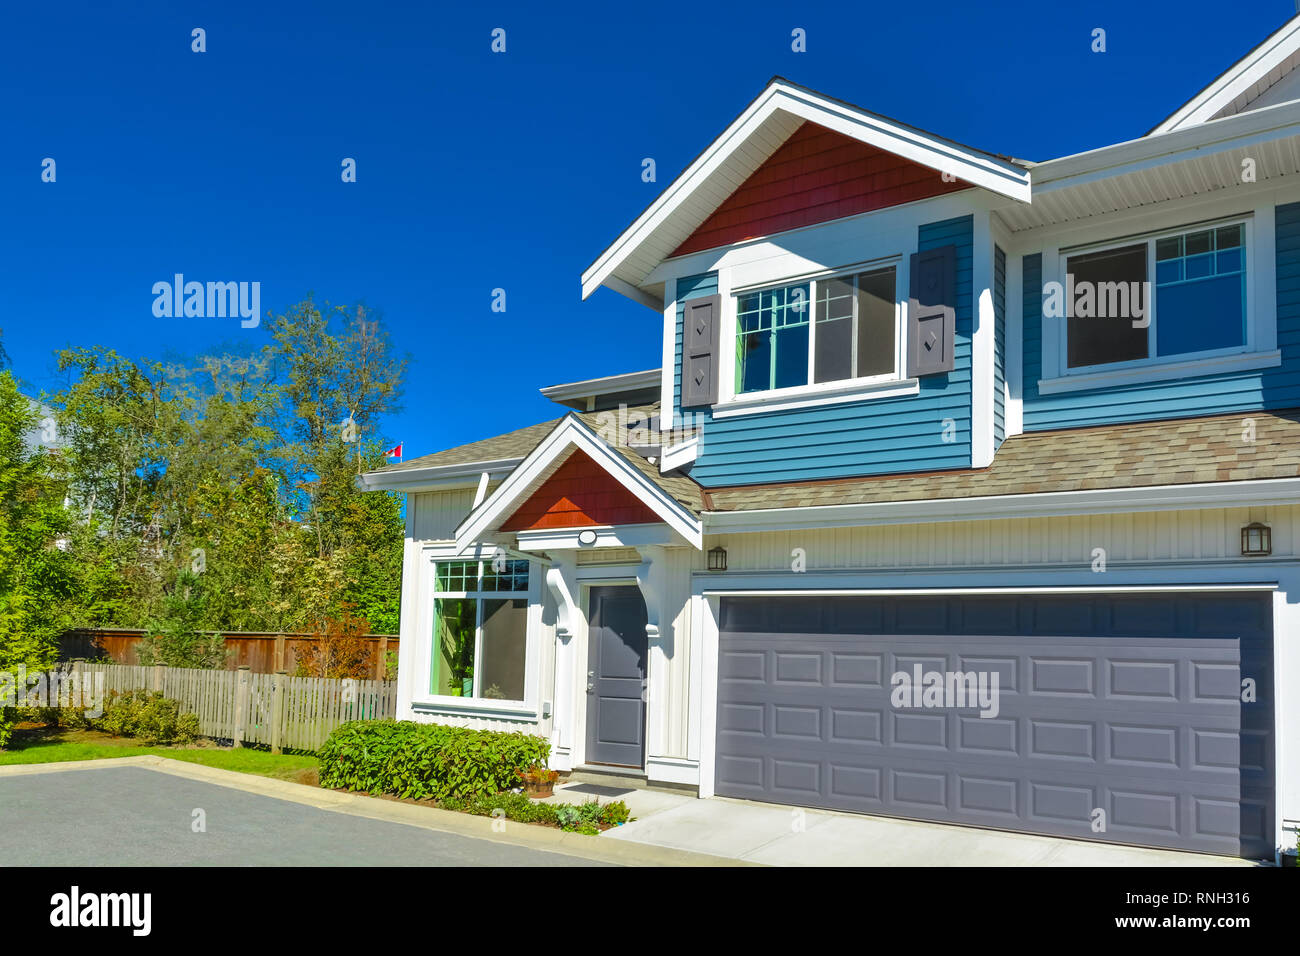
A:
[715,592,1274,859]
[586,586,648,767]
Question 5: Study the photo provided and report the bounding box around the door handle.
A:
[586,682,594,692]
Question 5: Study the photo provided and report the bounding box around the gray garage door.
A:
[716,592,1274,858]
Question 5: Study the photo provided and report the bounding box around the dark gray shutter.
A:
[907,244,957,377]
[681,293,721,407]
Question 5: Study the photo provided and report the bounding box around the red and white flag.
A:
[384,443,403,460]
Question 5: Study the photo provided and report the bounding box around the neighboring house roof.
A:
[370,418,563,475]
[706,409,1300,513]
[1148,14,1300,134]
[539,368,661,410]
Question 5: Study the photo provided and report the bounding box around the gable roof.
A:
[1149,14,1300,135]
[455,408,704,550]
[581,77,1032,307]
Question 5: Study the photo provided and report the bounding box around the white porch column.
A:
[545,553,579,770]
[636,545,673,770]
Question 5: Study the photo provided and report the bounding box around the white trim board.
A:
[1150,15,1300,134]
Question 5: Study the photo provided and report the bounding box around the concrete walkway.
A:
[547,780,1257,867]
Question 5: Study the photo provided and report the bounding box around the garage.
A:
[715,591,1274,858]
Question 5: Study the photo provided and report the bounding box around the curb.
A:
[0,756,752,867]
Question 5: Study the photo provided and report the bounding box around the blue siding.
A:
[672,271,718,421]
[1021,202,1300,430]
[689,214,974,486]
[993,244,1006,448]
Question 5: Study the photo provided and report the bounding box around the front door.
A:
[585,585,648,767]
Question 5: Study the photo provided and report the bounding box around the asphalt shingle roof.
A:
[706,408,1300,512]
[370,406,1300,520]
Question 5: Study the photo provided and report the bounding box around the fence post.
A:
[270,670,286,754]
[70,658,86,710]
[233,666,250,748]
[274,632,286,673]
[152,663,165,693]
[375,634,388,681]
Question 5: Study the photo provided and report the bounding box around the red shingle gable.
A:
[671,121,971,257]
[500,449,661,531]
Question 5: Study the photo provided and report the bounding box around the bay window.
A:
[432,559,529,702]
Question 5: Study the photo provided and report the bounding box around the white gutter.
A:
[356,457,522,493]
[1029,100,1300,193]
[539,368,661,405]
[703,477,1300,534]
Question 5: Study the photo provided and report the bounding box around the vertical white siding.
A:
[699,506,1300,571]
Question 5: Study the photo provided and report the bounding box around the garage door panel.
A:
[716,593,1274,858]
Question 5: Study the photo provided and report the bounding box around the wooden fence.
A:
[72,661,398,752]
[60,628,399,679]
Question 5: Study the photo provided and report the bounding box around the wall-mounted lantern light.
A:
[707,546,728,572]
[1241,522,1272,557]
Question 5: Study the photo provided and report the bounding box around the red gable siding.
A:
[500,450,660,531]
[671,121,971,257]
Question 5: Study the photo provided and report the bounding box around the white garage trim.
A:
[689,568,1294,858]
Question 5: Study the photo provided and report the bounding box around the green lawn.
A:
[0,727,319,783]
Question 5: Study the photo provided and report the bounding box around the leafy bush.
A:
[318,719,551,801]
[441,791,632,833]
[96,690,200,744]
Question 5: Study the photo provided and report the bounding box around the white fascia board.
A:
[356,458,521,493]
[1151,15,1300,134]
[454,416,703,550]
[1030,102,1300,195]
[703,477,1300,534]
[703,583,1278,597]
[660,436,699,473]
[580,81,1031,302]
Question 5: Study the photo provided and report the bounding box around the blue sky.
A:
[1,0,1292,458]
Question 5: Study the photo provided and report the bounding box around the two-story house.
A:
[360,16,1300,861]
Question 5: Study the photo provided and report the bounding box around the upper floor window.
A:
[1064,221,1247,370]
[734,264,899,396]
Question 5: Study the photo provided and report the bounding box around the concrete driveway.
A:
[547,781,1258,866]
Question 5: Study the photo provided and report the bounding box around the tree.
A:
[136,570,227,669]
[25,295,409,655]
[0,372,75,745]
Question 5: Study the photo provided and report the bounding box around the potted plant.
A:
[518,764,559,798]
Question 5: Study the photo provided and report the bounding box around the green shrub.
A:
[318,720,551,801]
[439,791,632,833]
[95,690,199,744]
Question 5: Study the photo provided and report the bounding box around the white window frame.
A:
[412,551,541,717]
[1039,212,1281,395]
[715,256,919,418]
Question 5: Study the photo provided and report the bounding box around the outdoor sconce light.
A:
[1241,522,1272,557]
[577,529,598,546]
[707,546,728,572]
